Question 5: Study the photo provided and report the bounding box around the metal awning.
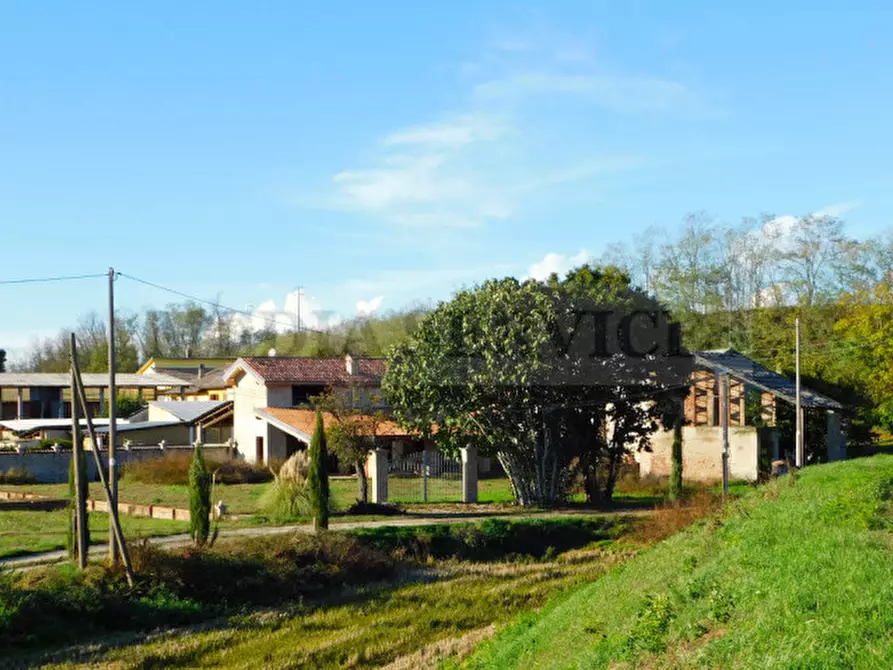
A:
[0,373,188,388]
[694,349,842,410]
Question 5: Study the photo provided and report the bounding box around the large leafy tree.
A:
[836,275,893,430]
[384,265,691,506]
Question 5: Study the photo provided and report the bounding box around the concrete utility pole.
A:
[795,317,803,468]
[108,267,118,563]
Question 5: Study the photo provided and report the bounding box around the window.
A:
[292,385,325,407]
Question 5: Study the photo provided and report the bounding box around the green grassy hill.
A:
[467,456,893,669]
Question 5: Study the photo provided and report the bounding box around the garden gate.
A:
[388,450,462,502]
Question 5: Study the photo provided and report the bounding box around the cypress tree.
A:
[307,408,330,531]
[669,412,684,502]
[189,442,211,545]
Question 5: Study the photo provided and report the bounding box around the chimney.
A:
[345,354,359,376]
[197,364,205,380]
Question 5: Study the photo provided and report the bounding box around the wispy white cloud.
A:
[814,199,862,218]
[382,113,510,148]
[525,249,593,281]
[321,30,705,231]
[474,71,695,113]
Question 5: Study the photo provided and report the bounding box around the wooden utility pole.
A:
[720,371,730,498]
[70,335,88,569]
[795,318,803,468]
[72,341,135,586]
[108,267,118,563]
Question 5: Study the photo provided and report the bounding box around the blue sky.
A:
[2,2,892,359]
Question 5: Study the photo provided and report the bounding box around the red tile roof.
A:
[233,356,385,386]
[257,407,413,439]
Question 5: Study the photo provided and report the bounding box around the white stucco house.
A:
[222,353,401,464]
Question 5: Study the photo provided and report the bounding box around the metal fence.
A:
[388,450,462,503]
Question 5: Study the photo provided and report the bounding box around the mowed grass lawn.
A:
[467,455,893,669]
[3,477,517,514]
[0,510,188,559]
[0,478,518,558]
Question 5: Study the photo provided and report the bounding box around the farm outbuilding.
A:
[638,349,845,482]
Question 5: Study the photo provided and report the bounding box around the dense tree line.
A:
[601,213,893,432]
[14,303,430,373]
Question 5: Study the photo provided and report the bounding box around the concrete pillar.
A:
[16,388,23,420]
[461,445,478,503]
[827,411,846,462]
[367,448,388,504]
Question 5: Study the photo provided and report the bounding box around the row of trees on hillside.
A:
[600,214,893,431]
[15,304,430,373]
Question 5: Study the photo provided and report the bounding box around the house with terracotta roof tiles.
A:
[222,353,415,464]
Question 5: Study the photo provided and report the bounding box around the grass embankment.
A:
[467,455,893,669]
[2,517,632,667]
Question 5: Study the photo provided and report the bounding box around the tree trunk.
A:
[583,463,599,504]
[498,442,567,508]
[356,459,368,504]
[601,447,623,502]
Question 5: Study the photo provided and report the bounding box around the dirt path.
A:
[0,508,647,570]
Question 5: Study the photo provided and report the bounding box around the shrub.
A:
[262,477,312,519]
[0,468,36,485]
[210,459,273,485]
[37,439,73,450]
[188,444,211,546]
[352,517,624,562]
[123,453,271,486]
[625,593,675,654]
[262,452,313,519]
[122,453,192,485]
[346,501,404,516]
[128,533,397,608]
[633,490,723,544]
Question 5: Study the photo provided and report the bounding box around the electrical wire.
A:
[117,271,326,335]
[0,272,106,285]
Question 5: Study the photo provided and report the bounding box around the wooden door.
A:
[256,436,264,464]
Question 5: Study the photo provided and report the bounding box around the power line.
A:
[0,272,106,285]
[117,271,326,334]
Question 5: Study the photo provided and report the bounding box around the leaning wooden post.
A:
[71,338,135,585]
[70,335,89,569]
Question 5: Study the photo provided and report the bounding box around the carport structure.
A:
[690,349,845,463]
